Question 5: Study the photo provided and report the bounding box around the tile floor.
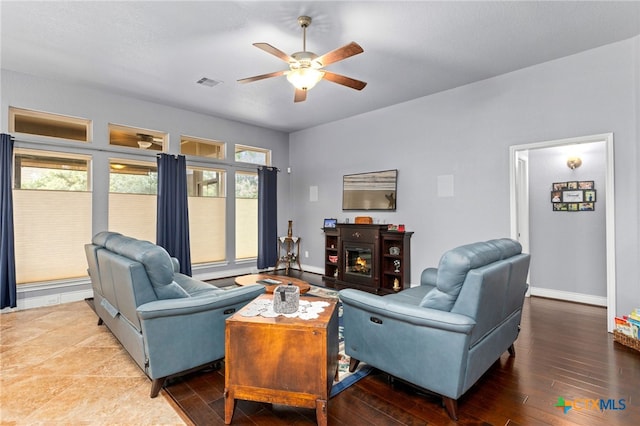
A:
[0,301,189,425]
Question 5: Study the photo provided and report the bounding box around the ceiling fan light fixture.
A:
[137,141,153,149]
[286,68,325,91]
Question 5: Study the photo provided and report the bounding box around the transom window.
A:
[181,135,225,159]
[109,123,166,152]
[9,106,91,142]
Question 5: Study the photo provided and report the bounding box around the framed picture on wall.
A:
[579,203,595,211]
[551,181,596,212]
[553,182,569,190]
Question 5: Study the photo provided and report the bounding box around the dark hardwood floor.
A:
[165,271,639,425]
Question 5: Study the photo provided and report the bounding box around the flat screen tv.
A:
[342,169,397,211]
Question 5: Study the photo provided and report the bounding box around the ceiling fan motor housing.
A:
[290,51,322,69]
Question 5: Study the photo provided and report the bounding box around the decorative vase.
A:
[393,278,401,291]
[287,220,293,238]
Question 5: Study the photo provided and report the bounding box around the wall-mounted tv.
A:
[342,169,397,211]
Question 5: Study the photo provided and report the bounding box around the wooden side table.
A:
[224,295,338,426]
[274,236,302,274]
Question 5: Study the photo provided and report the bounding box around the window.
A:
[13,150,92,284]
[234,144,270,260]
[187,167,226,264]
[235,144,270,165]
[235,171,258,259]
[108,123,166,152]
[109,159,157,242]
[181,135,225,159]
[9,107,91,142]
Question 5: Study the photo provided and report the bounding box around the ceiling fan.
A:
[135,133,163,149]
[238,15,367,103]
[110,130,164,149]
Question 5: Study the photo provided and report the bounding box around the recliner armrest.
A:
[339,289,475,334]
[136,284,265,320]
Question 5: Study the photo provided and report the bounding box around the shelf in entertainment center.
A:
[322,224,412,294]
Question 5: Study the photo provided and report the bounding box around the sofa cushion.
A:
[419,241,502,311]
[174,273,223,297]
[154,281,190,299]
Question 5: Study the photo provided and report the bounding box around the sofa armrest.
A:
[421,267,438,287]
[339,289,475,333]
[136,284,264,320]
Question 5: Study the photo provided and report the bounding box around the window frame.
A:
[108,123,167,152]
[234,144,271,166]
[9,106,92,143]
[181,135,225,159]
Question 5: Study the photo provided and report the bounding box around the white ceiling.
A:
[2,1,640,133]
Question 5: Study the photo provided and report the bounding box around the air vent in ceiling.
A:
[196,77,221,87]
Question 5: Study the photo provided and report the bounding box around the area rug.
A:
[276,284,373,397]
[308,287,374,398]
[331,300,374,397]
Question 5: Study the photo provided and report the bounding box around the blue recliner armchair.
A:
[85,232,265,397]
[339,238,530,420]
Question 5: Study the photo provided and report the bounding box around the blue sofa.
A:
[85,231,265,397]
[339,238,530,420]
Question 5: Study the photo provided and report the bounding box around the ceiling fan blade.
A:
[238,70,287,84]
[253,42,295,63]
[316,42,364,66]
[322,71,367,91]
[294,88,307,103]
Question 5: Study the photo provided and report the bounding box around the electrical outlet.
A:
[305,251,309,258]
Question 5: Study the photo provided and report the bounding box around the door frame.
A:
[509,133,616,331]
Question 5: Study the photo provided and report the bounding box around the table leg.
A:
[315,398,328,426]
[224,388,236,424]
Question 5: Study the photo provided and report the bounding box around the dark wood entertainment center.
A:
[323,224,413,294]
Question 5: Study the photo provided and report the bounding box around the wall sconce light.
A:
[567,157,582,170]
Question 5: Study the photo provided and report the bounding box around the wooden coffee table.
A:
[234,273,311,294]
[224,294,339,426]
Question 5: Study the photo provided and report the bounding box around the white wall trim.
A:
[510,132,616,331]
[8,288,94,312]
[300,264,324,275]
[529,287,607,307]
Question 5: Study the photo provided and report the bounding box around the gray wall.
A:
[2,35,638,317]
[1,70,291,281]
[528,143,606,299]
[290,36,639,317]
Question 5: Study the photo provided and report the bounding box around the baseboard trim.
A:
[11,288,94,311]
[529,286,606,307]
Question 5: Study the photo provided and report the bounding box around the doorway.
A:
[509,133,616,331]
